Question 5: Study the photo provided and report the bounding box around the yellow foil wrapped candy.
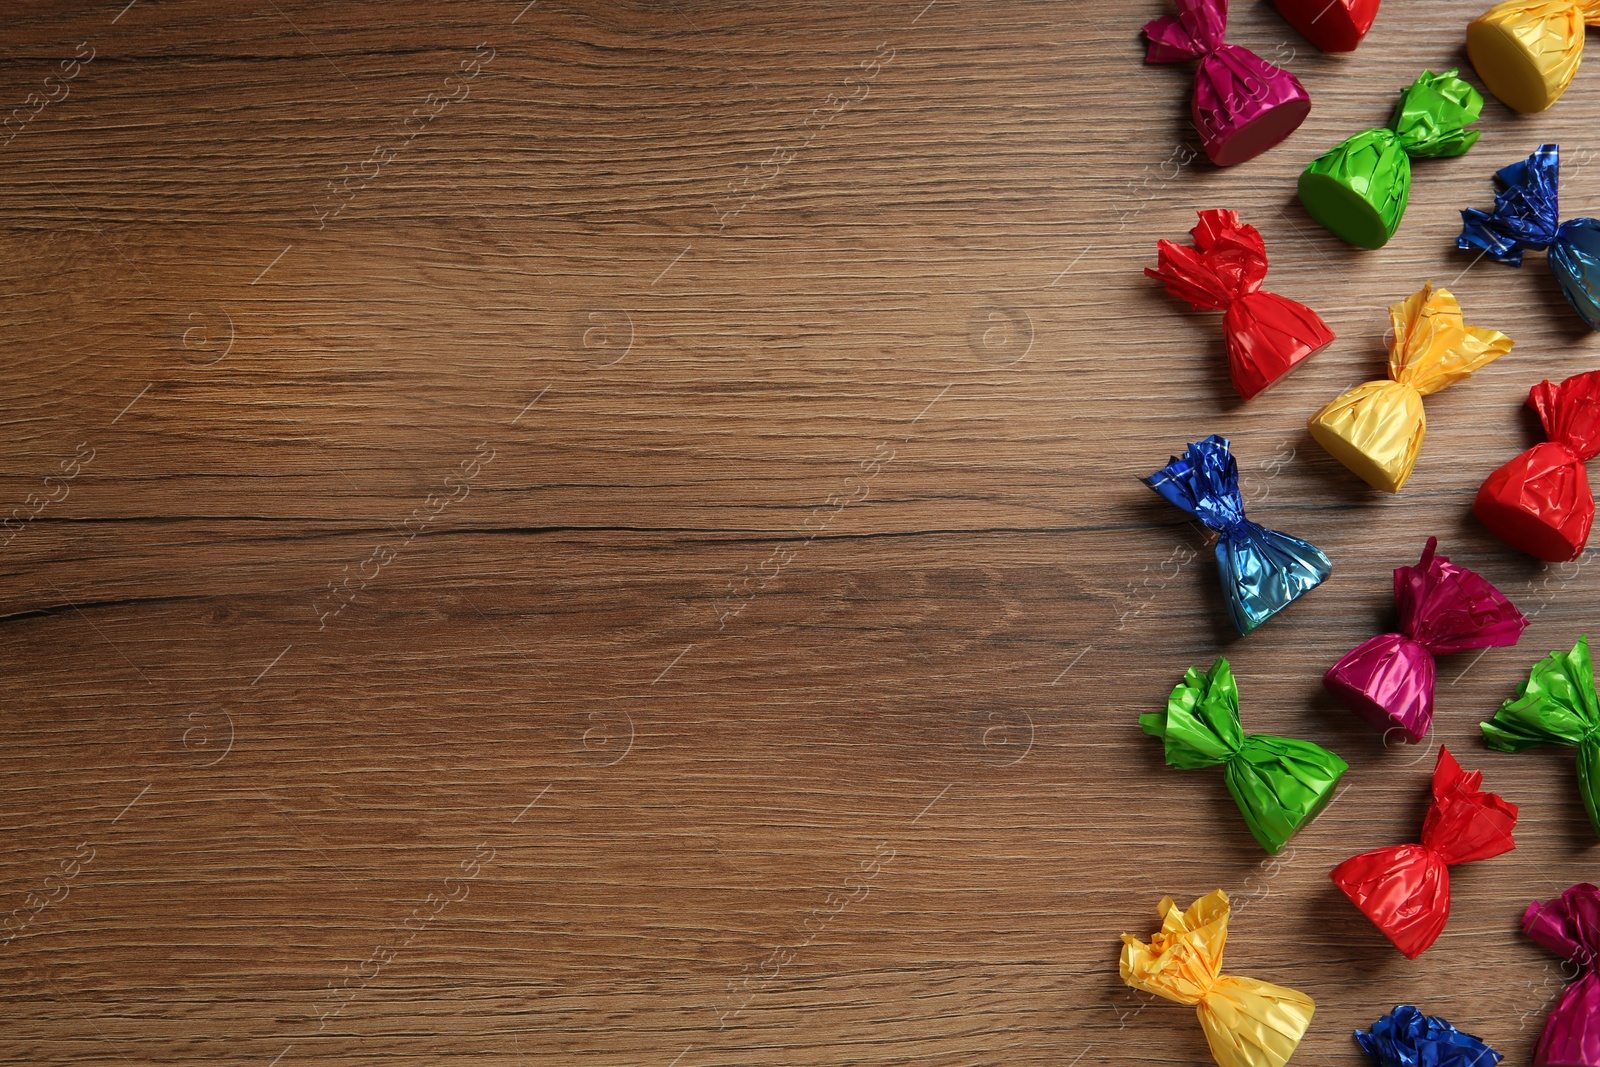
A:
[1308,284,1513,492]
[1120,890,1314,1067]
[1468,1,1600,113]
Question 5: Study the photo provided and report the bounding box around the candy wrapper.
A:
[1355,1005,1502,1067]
[1144,657,1348,854]
[1476,370,1600,561]
[1468,1,1600,113]
[1299,71,1483,248]
[1144,0,1312,166]
[1324,538,1527,743]
[1120,889,1315,1067]
[1308,284,1514,492]
[1145,436,1332,633]
[1147,210,1336,400]
[1329,748,1517,958]
[1273,0,1380,51]
[1523,883,1600,1067]
[1458,144,1600,330]
[1481,634,1600,837]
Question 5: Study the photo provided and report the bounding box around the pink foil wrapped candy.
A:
[1144,0,1312,166]
[1324,538,1527,743]
[1523,883,1600,1067]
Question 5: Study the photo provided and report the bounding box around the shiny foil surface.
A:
[1468,1,1600,113]
[1324,538,1527,742]
[1481,635,1600,837]
[1298,71,1483,248]
[1145,435,1332,633]
[1144,0,1311,166]
[1144,658,1348,854]
[1120,890,1316,1067]
[1457,144,1600,330]
[1329,748,1517,959]
[1476,370,1600,561]
[1272,0,1381,51]
[1523,883,1600,1067]
[1147,210,1336,400]
[1354,1005,1503,1067]
[1308,284,1513,492]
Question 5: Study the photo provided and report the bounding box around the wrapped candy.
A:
[1298,71,1483,249]
[1120,889,1315,1067]
[1308,284,1514,492]
[1476,370,1600,561]
[1522,883,1600,1067]
[1355,1006,1503,1067]
[1329,748,1517,958]
[1324,538,1527,743]
[1144,0,1312,166]
[1481,635,1600,837]
[1143,657,1348,853]
[1147,210,1336,400]
[1145,435,1332,633]
[1272,0,1380,52]
[1457,144,1600,331]
[1468,1,1600,113]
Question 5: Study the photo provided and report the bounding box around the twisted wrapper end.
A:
[1457,143,1562,266]
[1522,882,1600,1067]
[1354,1005,1503,1067]
[1120,890,1315,1067]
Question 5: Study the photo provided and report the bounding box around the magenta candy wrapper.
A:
[1323,538,1526,743]
[1144,0,1311,167]
[1524,884,1600,1067]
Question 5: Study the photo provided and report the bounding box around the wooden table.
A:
[4,1,1598,1063]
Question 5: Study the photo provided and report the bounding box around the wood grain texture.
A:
[2,0,1598,1063]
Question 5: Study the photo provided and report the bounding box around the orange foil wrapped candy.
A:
[1308,284,1514,492]
[1273,0,1381,52]
[1468,1,1600,113]
[1475,370,1600,561]
[1148,210,1336,400]
[1120,890,1315,1067]
[1330,748,1518,959]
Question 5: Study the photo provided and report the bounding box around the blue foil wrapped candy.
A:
[1355,1005,1502,1067]
[1144,435,1332,634]
[1458,143,1600,330]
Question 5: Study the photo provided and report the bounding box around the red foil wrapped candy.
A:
[1147,210,1336,400]
[1330,748,1518,959]
[1272,0,1381,52]
[1475,369,1600,562]
[1324,538,1527,744]
[1523,883,1600,1067]
[1144,0,1312,166]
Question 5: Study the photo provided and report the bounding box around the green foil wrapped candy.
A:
[1481,634,1600,837]
[1298,70,1484,249]
[1142,657,1349,853]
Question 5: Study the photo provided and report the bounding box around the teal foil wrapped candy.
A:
[1143,657,1349,854]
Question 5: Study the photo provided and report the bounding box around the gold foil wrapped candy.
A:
[1468,1,1600,113]
[1308,284,1514,492]
[1120,890,1315,1067]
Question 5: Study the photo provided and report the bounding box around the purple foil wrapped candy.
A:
[1144,0,1312,167]
[1524,883,1600,1067]
[1324,538,1527,743]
